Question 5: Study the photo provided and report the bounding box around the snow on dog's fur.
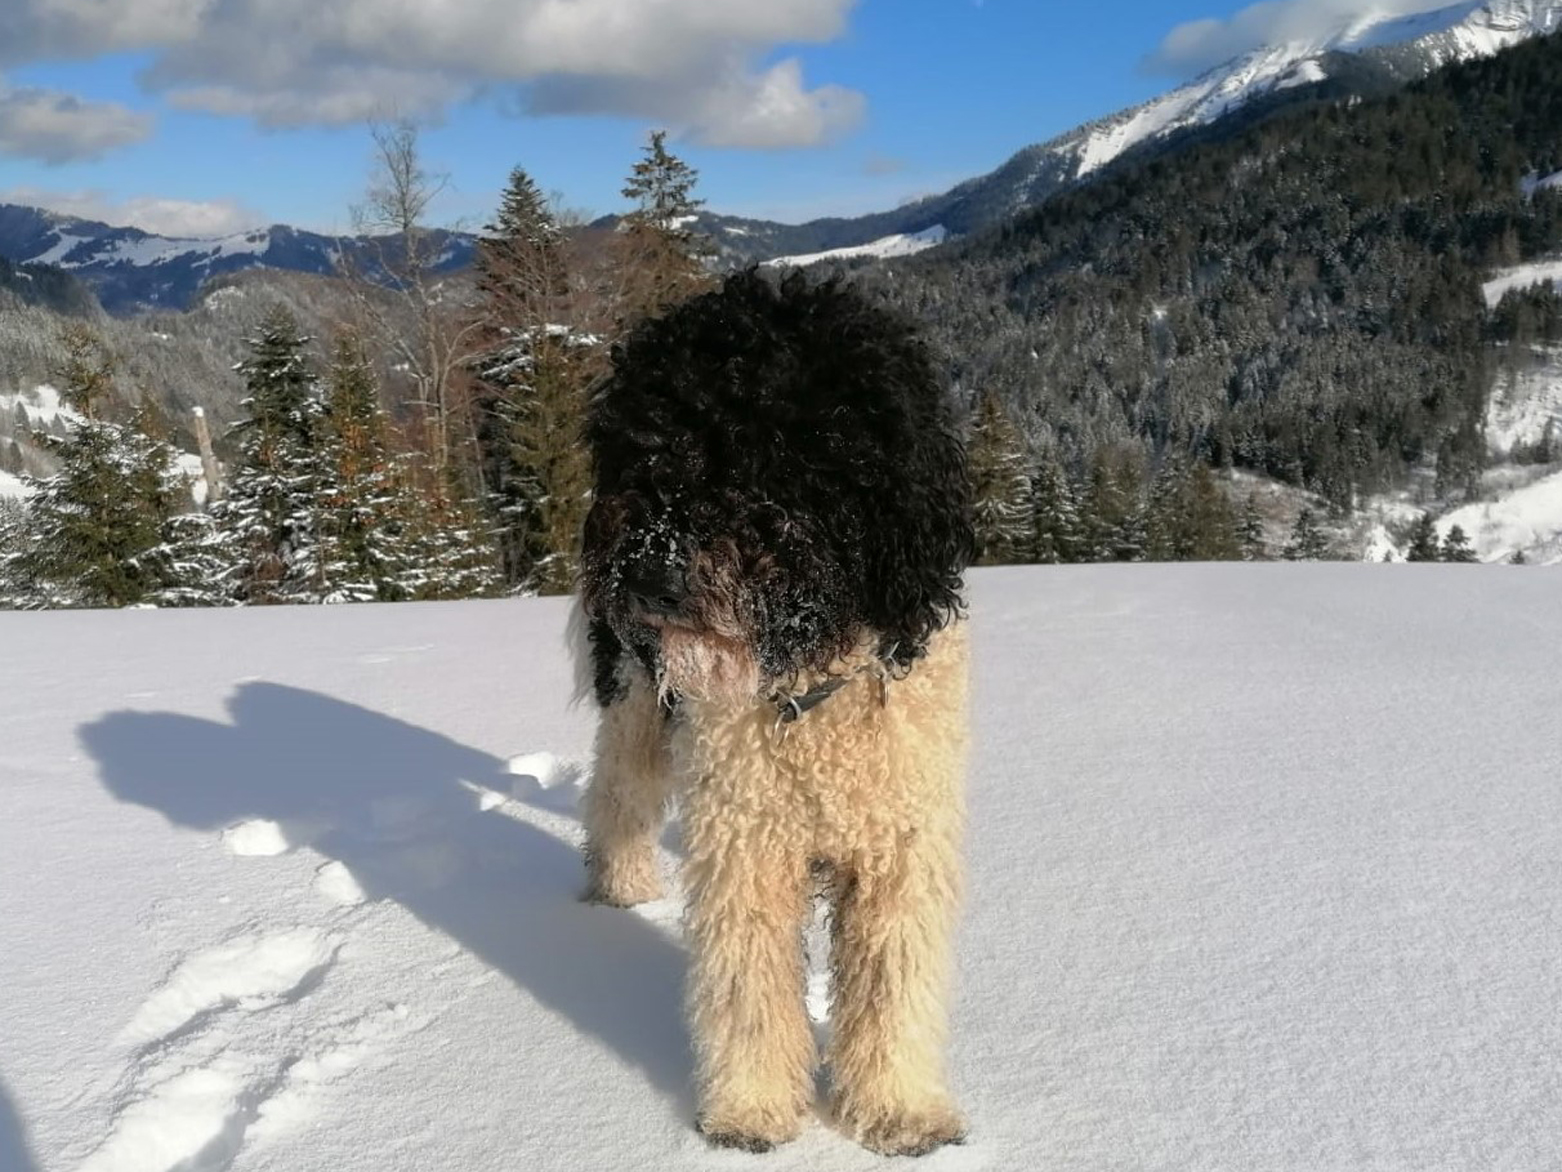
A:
[576,270,975,1157]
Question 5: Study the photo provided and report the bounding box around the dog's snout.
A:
[626,562,688,617]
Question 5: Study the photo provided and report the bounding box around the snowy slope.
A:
[1067,0,1562,183]
[1484,347,1562,456]
[766,226,949,268]
[2,568,1561,1172]
[0,205,475,314]
[1436,467,1562,561]
[1482,257,1562,306]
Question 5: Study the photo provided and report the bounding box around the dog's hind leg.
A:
[582,674,675,907]
[827,821,966,1157]
[683,773,814,1151]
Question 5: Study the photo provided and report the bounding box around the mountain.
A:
[2,4,1556,302]
[0,250,100,317]
[0,203,475,315]
[851,20,1562,522]
[695,0,1562,265]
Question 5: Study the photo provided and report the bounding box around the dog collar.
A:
[770,643,903,732]
[774,677,850,726]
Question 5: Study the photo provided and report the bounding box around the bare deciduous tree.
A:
[340,118,488,480]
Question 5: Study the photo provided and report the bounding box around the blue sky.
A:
[0,0,1445,236]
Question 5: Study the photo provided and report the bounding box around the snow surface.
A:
[1481,257,1562,307]
[1521,168,1562,197]
[1437,466,1562,562]
[0,385,83,432]
[25,230,271,271]
[1484,346,1562,457]
[2,569,1561,1171]
[0,470,31,500]
[767,226,948,268]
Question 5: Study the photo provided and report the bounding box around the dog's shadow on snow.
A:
[0,1076,37,1172]
[78,682,693,1112]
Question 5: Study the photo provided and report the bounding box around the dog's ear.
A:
[861,389,975,662]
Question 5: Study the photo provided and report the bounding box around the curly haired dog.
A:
[576,270,975,1157]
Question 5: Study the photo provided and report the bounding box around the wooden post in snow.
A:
[192,407,223,506]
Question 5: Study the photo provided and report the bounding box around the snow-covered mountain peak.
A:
[1067,0,1562,183]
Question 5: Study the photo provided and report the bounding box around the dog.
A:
[575,269,975,1157]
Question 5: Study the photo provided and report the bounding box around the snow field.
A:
[1481,257,1562,307]
[1,570,1560,1171]
[1436,465,1562,562]
[766,226,948,268]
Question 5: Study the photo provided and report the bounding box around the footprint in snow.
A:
[82,928,423,1172]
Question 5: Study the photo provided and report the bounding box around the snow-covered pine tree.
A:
[0,496,33,607]
[145,508,237,608]
[1081,447,1147,562]
[1440,524,1478,563]
[14,403,193,608]
[1030,454,1082,564]
[1283,507,1332,561]
[1184,463,1242,561]
[967,391,1033,565]
[1143,456,1192,562]
[213,307,330,605]
[1239,494,1267,561]
[393,474,502,600]
[5,329,222,609]
[1405,512,1441,562]
[316,329,423,602]
[471,166,595,593]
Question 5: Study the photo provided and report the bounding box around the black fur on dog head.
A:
[580,268,974,705]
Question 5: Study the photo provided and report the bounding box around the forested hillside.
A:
[858,28,1562,513]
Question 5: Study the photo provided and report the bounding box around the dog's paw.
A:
[580,878,661,908]
[698,1125,776,1154]
[696,1103,804,1153]
[839,1101,967,1158]
[581,857,663,907]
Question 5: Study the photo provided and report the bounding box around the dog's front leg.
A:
[582,678,674,907]
[682,782,813,1152]
[828,824,966,1157]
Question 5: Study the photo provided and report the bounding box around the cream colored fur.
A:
[582,621,969,1156]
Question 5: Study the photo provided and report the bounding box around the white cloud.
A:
[1,0,864,148]
[1144,0,1456,76]
[1,186,264,236]
[0,79,152,163]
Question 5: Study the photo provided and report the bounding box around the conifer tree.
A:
[316,329,422,602]
[967,391,1033,565]
[1405,512,1442,562]
[1510,549,1529,565]
[1184,463,1242,561]
[1030,455,1082,564]
[394,477,502,600]
[622,130,705,240]
[0,497,28,606]
[1239,494,1267,561]
[477,166,568,318]
[1283,507,1332,561]
[471,165,595,592]
[1143,456,1191,562]
[1440,524,1478,563]
[1082,448,1146,562]
[611,130,714,324]
[7,333,210,608]
[213,307,330,604]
